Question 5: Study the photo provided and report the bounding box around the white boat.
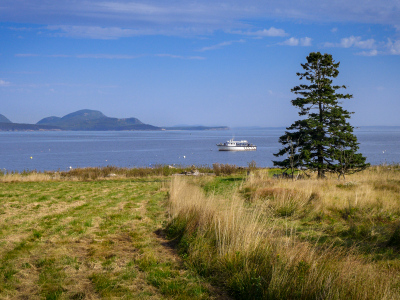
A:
[217,139,257,151]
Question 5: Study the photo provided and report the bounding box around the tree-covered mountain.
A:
[0,123,61,131]
[0,113,62,131]
[36,109,161,131]
[0,114,12,123]
[0,109,229,131]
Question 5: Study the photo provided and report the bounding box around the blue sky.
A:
[1,0,400,127]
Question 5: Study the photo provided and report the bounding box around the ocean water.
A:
[1,127,399,172]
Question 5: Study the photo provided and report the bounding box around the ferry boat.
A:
[217,139,257,151]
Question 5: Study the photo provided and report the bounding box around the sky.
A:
[1,0,400,127]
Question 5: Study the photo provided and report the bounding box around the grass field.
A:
[0,175,226,299]
[167,165,400,299]
[2,165,400,299]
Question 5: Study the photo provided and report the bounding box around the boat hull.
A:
[218,146,257,151]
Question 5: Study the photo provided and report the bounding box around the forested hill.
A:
[0,109,229,131]
[0,123,61,131]
[0,114,12,123]
[36,109,161,131]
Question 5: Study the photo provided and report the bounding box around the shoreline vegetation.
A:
[1,164,400,299]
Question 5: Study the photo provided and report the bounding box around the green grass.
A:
[0,177,219,299]
[201,175,245,197]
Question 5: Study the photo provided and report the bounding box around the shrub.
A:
[212,163,241,176]
[213,163,221,176]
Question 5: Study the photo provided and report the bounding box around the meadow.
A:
[0,169,224,299]
[1,164,400,299]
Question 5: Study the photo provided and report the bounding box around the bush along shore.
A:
[0,164,250,182]
[2,164,400,299]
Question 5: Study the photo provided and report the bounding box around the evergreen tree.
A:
[273,52,369,179]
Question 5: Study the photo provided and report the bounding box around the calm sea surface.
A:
[1,127,400,172]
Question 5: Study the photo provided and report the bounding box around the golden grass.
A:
[168,166,400,299]
[246,165,400,216]
[0,172,61,182]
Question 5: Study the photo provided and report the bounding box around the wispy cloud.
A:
[386,39,400,55]
[10,24,156,40]
[357,50,379,56]
[15,53,40,57]
[279,37,312,46]
[1,0,400,36]
[46,25,156,39]
[44,24,217,39]
[324,36,376,49]
[325,36,400,56]
[155,54,205,60]
[340,36,375,49]
[15,53,140,59]
[198,39,245,51]
[231,27,287,37]
[0,79,11,87]
[14,53,205,60]
[324,35,382,55]
[8,27,36,31]
[76,54,143,59]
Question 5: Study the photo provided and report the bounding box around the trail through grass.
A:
[0,178,222,299]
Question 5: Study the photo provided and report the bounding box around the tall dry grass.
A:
[0,165,215,182]
[246,165,400,219]
[0,172,61,182]
[168,174,400,299]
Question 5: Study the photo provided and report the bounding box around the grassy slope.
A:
[0,178,222,299]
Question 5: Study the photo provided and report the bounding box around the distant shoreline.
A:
[0,109,230,132]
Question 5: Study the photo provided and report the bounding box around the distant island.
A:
[0,114,12,124]
[0,109,229,131]
[165,126,229,131]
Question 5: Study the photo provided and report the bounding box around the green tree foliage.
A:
[273,52,369,179]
